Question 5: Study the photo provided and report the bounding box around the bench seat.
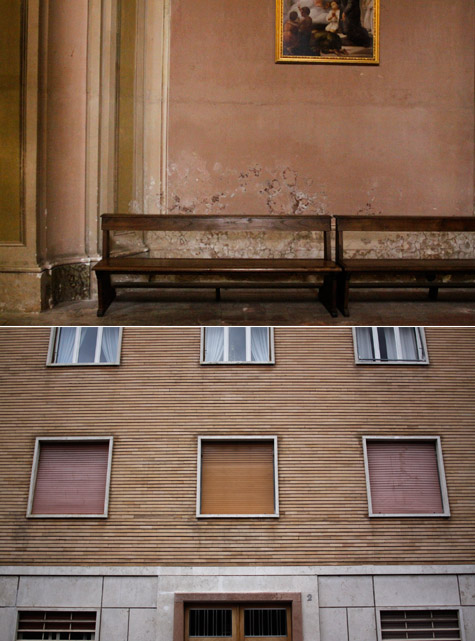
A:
[335,215,475,316]
[94,257,340,274]
[93,214,341,316]
[339,258,475,272]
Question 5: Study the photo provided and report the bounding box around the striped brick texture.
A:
[0,327,474,566]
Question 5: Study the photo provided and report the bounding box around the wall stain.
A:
[144,155,329,257]
[344,231,475,259]
[136,154,475,260]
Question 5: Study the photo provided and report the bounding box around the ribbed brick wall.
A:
[0,327,474,565]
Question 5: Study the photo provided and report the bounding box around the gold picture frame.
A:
[276,0,379,64]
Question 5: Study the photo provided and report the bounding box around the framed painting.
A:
[276,0,379,64]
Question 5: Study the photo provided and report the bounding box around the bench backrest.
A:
[335,215,475,260]
[101,214,333,260]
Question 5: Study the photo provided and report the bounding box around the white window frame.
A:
[353,327,429,365]
[26,437,114,518]
[47,327,123,366]
[16,608,100,641]
[376,606,466,641]
[362,436,450,518]
[196,436,280,518]
[200,327,275,364]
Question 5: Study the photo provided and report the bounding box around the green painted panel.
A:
[0,0,22,242]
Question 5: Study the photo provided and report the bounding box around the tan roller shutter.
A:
[201,440,275,515]
[367,440,443,514]
[32,441,109,515]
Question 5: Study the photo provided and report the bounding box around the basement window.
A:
[379,609,461,640]
[201,327,274,364]
[353,327,428,364]
[197,437,279,517]
[27,437,113,518]
[180,601,296,641]
[363,437,450,517]
[47,327,122,365]
[17,610,97,640]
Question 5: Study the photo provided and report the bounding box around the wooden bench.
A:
[335,215,475,316]
[92,214,341,317]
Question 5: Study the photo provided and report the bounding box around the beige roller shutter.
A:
[201,440,275,515]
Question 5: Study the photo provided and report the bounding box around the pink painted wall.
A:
[40,0,88,263]
[167,0,474,217]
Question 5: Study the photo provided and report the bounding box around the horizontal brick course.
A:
[0,327,474,565]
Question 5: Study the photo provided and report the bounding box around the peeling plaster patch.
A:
[144,172,165,214]
[129,200,142,214]
[147,230,325,259]
[110,230,147,257]
[167,153,328,217]
[345,231,475,259]
[154,154,329,257]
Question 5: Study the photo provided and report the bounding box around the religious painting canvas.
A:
[276,0,379,64]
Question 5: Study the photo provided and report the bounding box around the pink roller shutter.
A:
[32,441,109,515]
[367,441,443,514]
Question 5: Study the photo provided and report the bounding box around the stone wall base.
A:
[0,263,92,313]
[0,565,473,641]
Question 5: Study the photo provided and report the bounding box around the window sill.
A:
[200,361,275,365]
[46,362,120,367]
[369,512,450,518]
[355,360,429,365]
[197,513,279,519]
[26,513,109,518]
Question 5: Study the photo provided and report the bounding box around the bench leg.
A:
[96,272,116,317]
[337,273,350,317]
[215,287,221,301]
[428,286,439,301]
[318,276,338,318]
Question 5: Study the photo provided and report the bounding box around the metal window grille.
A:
[380,610,461,640]
[189,609,233,637]
[244,609,287,637]
[17,611,96,640]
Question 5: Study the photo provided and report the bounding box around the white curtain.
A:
[56,327,76,363]
[78,327,98,363]
[400,327,418,360]
[205,328,224,362]
[101,327,120,363]
[379,328,397,360]
[228,327,246,362]
[356,327,374,360]
[251,328,269,362]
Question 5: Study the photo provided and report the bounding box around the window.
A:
[47,327,122,365]
[201,327,274,364]
[17,611,97,640]
[197,437,279,517]
[379,610,461,640]
[185,605,291,641]
[27,438,113,518]
[353,327,428,364]
[174,595,302,641]
[363,437,450,517]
